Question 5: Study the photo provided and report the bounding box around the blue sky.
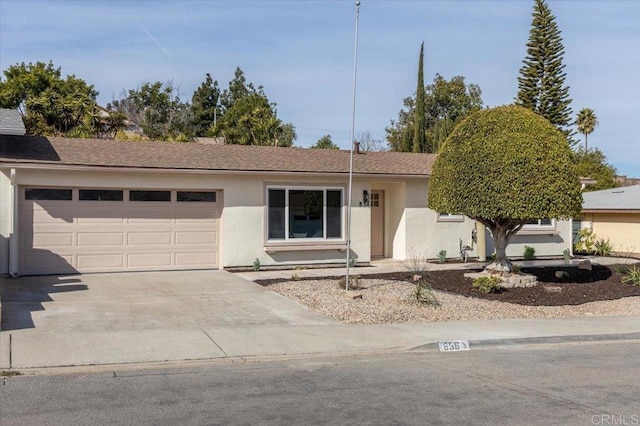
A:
[1,0,638,176]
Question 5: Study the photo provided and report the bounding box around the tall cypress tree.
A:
[516,0,573,141]
[412,42,428,153]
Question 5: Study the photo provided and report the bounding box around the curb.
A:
[409,332,640,352]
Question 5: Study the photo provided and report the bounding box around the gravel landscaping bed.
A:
[258,265,640,324]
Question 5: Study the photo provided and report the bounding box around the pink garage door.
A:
[19,188,221,275]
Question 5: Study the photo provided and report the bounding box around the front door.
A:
[370,190,384,257]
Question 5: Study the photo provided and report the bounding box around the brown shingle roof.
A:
[0,135,434,177]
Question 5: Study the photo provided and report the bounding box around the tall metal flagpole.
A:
[346,0,360,291]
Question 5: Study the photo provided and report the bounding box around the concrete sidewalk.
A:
[1,260,639,372]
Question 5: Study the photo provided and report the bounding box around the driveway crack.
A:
[199,328,228,357]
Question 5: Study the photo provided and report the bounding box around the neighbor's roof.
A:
[0,135,434,177]
[582,185,640,211]
[0,109,26,136]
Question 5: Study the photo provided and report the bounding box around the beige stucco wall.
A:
[581,212,640,255]
[7,168,369,269]
[0,170,12,274]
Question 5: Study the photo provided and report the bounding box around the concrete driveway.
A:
[0,270,337,369]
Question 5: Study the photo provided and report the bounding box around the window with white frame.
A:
[523,218,555,229]
[436,213,464,222]
[268,187,343,240]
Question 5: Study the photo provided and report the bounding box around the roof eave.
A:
[0,162,429,179]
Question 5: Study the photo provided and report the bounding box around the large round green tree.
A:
[428,105,582,273]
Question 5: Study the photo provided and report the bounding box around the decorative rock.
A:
[352,293,363,300]
[413,274,423,282]
[464,271,538,288]
[578,260,592,271]
[544,286,563,293]
[555,271,570,279]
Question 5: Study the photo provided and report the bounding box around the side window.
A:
[25,188,72,200]
[130,190,171,202]
[79,190,124,201]
[177,191,216,202]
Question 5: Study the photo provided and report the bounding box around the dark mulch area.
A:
[257,264,640,307]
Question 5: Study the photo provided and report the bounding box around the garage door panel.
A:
[20,188,221,274]
[29,233,74,249]
[175,251,218,266]
[77,254,125,269]
[32,208,75,225]
[127,231,173,246]
[175,231,218,245]
[77,232,125,247]
[127,252,173,267]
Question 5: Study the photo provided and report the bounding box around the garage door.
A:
[19,188,221,275]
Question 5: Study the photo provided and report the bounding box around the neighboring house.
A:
[0,109,26,136]
[0,135,573,276]
[580,185,640,258]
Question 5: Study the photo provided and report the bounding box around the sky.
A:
[1,0,638,176]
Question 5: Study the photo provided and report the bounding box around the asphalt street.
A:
[1,340,638,425]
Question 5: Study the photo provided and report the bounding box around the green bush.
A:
[472,276,502,293]
[594,238,614,257]
[574,228,598,254]
[437,250,447,263]
[406,280,439,306]
[523,246,535,260]
[621,265,640,286]
[563,248,571,262]
[252,258,261,271]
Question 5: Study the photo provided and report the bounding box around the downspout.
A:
[9,168,18,277]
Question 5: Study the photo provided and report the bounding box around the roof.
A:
[582,185,640,211]
[0,109,26,136]
[0,135,434,177]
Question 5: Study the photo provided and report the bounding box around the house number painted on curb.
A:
[438,340,470,352]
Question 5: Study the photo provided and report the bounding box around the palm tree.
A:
[576,108,598,150]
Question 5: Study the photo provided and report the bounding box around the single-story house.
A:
[0,135,573,276]
[579,185,640,258]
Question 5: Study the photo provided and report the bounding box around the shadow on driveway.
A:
[1,276,87,331]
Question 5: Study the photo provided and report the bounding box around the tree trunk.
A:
[486,226,514,273]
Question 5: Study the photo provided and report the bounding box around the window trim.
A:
[436,212,465,223]
[265,185,346,245]
[520,218,558,235]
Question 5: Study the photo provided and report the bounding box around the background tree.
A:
[387,74,483,152]
[0,61,98,135]
[310,134,339,150]
[573,147,617,191]
[209,69,295,146]
[191,73,221,137]
[413,42,428,153]
[111,81,191,141]
[428,105,582,273]
[355,131,386,152]
[575,108,598,150]
[516,0,573,142]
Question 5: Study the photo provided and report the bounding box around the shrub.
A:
[523,245,535,260]
[338,275,362,290]
[348,255,358,268]
[252,258,261,271]
[574,228,598,254]
[594,238,614,257]
[472,276,502,293]
[405,249,429,278]
[437,250,447,263]
[563,248,571,262]
[291,273,301,281]
[621,265,640,286]
[406,280,439,306]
